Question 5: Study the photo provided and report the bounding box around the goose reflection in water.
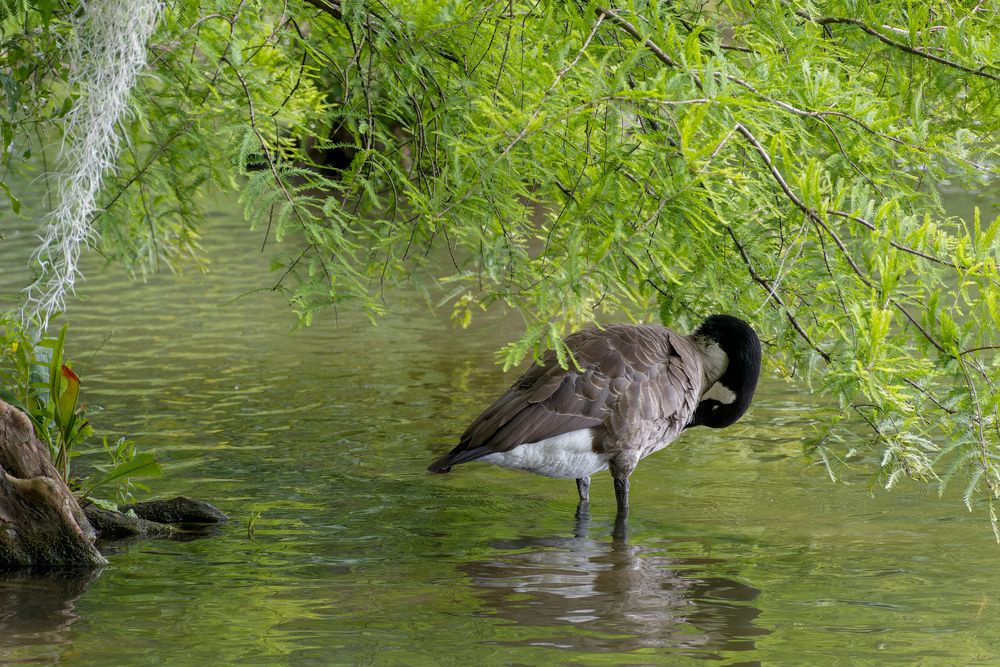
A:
[460,510,767,656]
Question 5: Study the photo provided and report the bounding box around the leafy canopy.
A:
[2,1,999,527]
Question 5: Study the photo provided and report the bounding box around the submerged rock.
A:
[122,497,229,524]
[83,505,175,539]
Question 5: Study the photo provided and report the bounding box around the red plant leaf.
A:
[61,364,80,383]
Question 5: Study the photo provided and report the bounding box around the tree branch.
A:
[795,10,1000,82]
[734,124,874,289]
[734,123,966,362]
[598,6,998,178]
[595,7,704,90]
[726,227,832,364]
[223,57,332,282]
[302,0,342,19]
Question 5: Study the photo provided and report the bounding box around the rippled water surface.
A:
[2,186,1000,665]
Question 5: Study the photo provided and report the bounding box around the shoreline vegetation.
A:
[0,320,227,569]
[0,396,228,568]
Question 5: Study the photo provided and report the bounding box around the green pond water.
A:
[1,184,1000,666]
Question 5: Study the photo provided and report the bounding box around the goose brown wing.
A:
[429,325,702,470]
[604,328,703,446]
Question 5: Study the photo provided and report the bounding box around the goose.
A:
[427,315,761,518]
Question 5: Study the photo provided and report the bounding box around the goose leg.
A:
[612,476,630,542]
[613,476,629,514]
[613,509,629,542]
[574,498,591,536]
[575,476,591,527]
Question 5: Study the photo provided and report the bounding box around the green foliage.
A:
[81,437,162,509]
[0,314,159,508]
[4,1,1000,526]
[247,510,263,541]
[0,2,73,184]
[0,321,93,481]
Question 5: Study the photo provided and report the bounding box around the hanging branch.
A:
[726,227,832,364]
[794,10,1000,83]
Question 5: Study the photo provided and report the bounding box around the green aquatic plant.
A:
[0,322,92,481]
[0,316,160,508]
[247,510,263,541]
[81,436,162,510]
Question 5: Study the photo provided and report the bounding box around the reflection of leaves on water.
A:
[460,517,767,655]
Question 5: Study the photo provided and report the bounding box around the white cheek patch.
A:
[701,381,737,405]
[700,340,729,381]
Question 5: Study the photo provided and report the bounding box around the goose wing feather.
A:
[429,325,704,471]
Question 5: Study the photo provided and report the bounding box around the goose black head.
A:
[688,314,761,429]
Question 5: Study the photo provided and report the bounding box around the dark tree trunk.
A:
[0,400,104,569]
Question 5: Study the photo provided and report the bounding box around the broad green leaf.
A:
[84,452,162,495]
[56,364,80,426]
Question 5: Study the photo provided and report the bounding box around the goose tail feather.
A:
[426,458,453,474]
[427,445,491,473]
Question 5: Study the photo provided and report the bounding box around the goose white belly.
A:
[481,429,610,479]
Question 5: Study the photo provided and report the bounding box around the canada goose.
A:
[428,315,761,518]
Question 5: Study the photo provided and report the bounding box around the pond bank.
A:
[1,399,227,568]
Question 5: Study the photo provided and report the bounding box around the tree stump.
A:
[0,400,104,569]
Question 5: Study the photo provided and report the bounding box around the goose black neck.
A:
[690,315,761,429]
